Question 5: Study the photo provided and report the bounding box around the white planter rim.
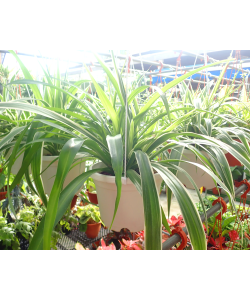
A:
[42,153,86,162]
[182,148,227,155]
[90,162,161,185]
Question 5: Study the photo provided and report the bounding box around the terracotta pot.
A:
[0,191,7,201]
[86,190,98,205]
[225,153,242,167]
[225,139,250,167]
[85,222,101,239]
[70,195,78,210]
[212,187,222,195]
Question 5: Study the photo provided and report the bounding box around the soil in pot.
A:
[85,220,101,239]
[86,190,98,205]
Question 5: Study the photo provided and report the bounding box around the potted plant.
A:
[174,72,248,190]
[3,51,249,251]
[75,204,104,239]
[1,51,89,201]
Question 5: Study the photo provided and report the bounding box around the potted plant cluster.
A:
[195,195,250,250]
[0,185,79,250]
[1,50,250,251]
[172,73,249,191]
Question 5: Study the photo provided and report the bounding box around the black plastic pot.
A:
[62,227,71,236]
[19,237,29,250]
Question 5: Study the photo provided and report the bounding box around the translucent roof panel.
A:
[2,50,111,77]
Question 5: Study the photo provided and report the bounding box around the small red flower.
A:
[97,239,116,250]
[208,237,228,250]
[168,215,183,226]
[119,239,143,250]
[215,237,225,247]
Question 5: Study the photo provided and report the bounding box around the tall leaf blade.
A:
[111,50,127,105]
[94,52,125,106]
[30,132,48,207]
[127,169,171,234]
[135,151,162,250]
[106,134,123,229]
[83,64,120,135]
[151,162,206,250]
[8,50,42,101]
[43,138,83,249]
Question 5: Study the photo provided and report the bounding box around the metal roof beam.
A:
[175,50,250,75]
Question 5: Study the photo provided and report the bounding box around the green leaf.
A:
[83,63,120,135]
[151,85,171,122]
[94,52,124,106]
[111,51,126,106]
[135,151,162,250]
[79,223,88,232]
[0,102,108,151]
[222,216,237,228]
[30,132,48,207]
[128,120,134,156]
[161,207,172,234]
[127,169,171,234]
[127,86,148,105]
[55,60,61,108]
[0,126,27,150]
[8,50,42,101]
[151,162,207,250]
[6,125,29,216]
[79,215,91,225]
[43,138,83,250]
[106,134,123,229]
[209,61,231,105]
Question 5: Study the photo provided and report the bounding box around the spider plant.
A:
[1,51,250,251]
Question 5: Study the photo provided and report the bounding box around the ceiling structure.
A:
[1,50,250,86]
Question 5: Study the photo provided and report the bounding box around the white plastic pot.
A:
[177,149,215,190]
[90,162,162,232]
[41,153,86,196]
[5,148,25,175]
